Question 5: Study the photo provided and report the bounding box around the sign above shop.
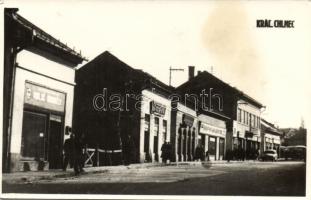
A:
[182,114,194,127]
[245,131,254,138]
[150,101,166,116]
[200,122,225,137]
[24,82,66,113]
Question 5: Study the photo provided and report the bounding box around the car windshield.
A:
[264,151,275,154]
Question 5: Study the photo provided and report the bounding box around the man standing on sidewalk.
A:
[63,132,84,175]
[63,132,74,171]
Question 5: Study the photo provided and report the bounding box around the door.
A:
[21,111,47,160]
[48,114,63,169]
[153,117,159,161]
[219,138,225,160]
[208,136,217,160]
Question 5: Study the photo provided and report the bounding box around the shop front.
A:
[21,82,66,169]
[260,119,282,156]
[171,103,198,162]
[198,115,226,161]
[9,61,76,172]
[139,89,171,163]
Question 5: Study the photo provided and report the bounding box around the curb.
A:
[3,160,264,183]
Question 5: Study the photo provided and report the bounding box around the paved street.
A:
[2,161,306,196]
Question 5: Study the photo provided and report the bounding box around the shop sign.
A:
[200,122,225,137]
[150,101,166,116]
[182,114,194,127]
[245,131,253,138]
[24,82,66,112]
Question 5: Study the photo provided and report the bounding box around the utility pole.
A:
[169,66,184,86]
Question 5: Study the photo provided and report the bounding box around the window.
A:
[241,110,244,124]
[245,112,249,125]
[237,108,242,122]
[250,114,253,127]
[254,116,257,128]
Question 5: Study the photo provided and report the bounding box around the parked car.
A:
[261,150,278,161]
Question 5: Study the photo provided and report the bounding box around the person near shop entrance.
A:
[194,145,205,161]
[161,142,172,164]
[62,131,84,175]
[205,150,210,161]
[63,132,74,171]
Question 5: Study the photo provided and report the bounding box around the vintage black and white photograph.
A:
[1,0,310,199]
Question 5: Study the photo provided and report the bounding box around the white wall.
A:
[10,50,76,154]
[16,50,76,84]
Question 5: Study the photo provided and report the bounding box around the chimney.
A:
[188,66,195,80]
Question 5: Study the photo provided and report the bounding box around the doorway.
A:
[21,111,47,160]
[48,114,63,169]
[208,136,217,160]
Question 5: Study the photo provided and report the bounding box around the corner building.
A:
[3,9,85,172]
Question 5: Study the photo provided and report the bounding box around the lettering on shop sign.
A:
[245,131,254,138]
[182,114,194,127]
[200,123,225,136]
[24,82,65,112]
[150,101,166,116]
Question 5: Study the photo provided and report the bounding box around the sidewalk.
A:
[2,160,260,184]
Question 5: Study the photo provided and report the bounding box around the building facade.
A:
[176,68,264,160]
[170,102,198,162]
[3,9,85,172]
[139,89,171,163]
[198,114,227,161]
[261,119,282,155]
[232,99,262,159]
[73,51,174,165]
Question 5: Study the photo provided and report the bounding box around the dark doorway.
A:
[48,114,63,169]
[21,111,47,160]
[219,138,225,160]
[208,136,217,160]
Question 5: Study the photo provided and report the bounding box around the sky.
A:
[3,0,311,129]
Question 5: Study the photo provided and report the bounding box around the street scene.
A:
[2,161,306,196]
[1,1,310,199]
